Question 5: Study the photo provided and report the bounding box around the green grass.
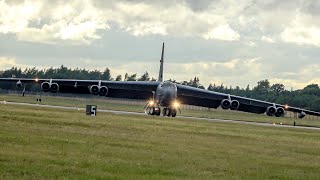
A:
[1,94,320,128]
[1,104,320,179]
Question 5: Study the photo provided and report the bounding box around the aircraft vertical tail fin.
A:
[158,42,164,82]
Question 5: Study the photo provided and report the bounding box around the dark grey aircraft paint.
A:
[155,81,177,107]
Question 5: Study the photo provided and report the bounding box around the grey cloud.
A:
[301,1,320,15]
[1,0,320,89]
[184,0,216,12]
[251,0,301,10]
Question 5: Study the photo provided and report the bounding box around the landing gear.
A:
[148,107,155,115]
[145,106,177,117]
[155,108,161,116]
[171,109,177,117]
[146,107,161,116]
[162,108,177,117]
[163,108,170,116]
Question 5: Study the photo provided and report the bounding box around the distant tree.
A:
[126,74,137,81]
[207,83,214,91]
[1,67,23,78]
[310,99,320,112]
[217,84,224,92]
[89,70,102,80]
[198,85,205,89]
[101,68,112,80]
[115,75,122,81]
[138,71,150,81]
[168,79,177,83]
[302,84,320,96]
[270,83,285,94]
[304,84,319,89]
[191,76,199,87]
[186,76,204,89]
[253,79,270,94]
[181,81,189,86]
[245,84,250,91]
[24,67,37,77]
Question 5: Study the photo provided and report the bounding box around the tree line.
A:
[0,66,320,112]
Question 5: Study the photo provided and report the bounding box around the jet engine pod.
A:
[16,80,22,88]
[298,111,306,119]
[99,86,108,96]
[230,100,240,110]
[266,106,276,116]
[221,99,231,109]
[275,107,285,117]
[50,83,59,93]
[41,82,50,92]
[90,85,99,95]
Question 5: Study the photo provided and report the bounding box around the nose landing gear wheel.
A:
[161,108,177,117]
[162,108,167,116]
[171,109,177,117]
[166,108,172,117]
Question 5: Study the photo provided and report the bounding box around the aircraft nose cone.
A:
[157,82,177,107]
[163,90,174,99]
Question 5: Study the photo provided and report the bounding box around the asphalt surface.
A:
[1,101,320,131]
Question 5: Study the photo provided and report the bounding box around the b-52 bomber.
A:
[0,43,319,118]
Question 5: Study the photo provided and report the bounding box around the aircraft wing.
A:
[0,78,160,100]
[1,77,319,117]
[176,84,320,117]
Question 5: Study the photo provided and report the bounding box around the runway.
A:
[1,101,320,131]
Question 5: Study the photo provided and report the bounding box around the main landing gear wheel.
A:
[146,107,161,116]
[155,108,161,116]
[162,108,177,117]
[149,107,155,115]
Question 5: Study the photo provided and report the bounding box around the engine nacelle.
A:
[41,82,50,92]
[50,83,59,93]
[90,85,99,95]
[221,99,231,109]
[16,80,22,88]
[230,100,240,110]
[275,107,285,117]
[266,106,276,116]
[99,86,108,96]
[298,111,306,119]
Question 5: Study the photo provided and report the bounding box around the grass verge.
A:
[1,104,320,179]
[1,94,320,128]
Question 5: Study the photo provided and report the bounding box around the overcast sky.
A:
[0,0,320,89]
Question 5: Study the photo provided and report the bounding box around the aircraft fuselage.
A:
[155,81,177,107]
